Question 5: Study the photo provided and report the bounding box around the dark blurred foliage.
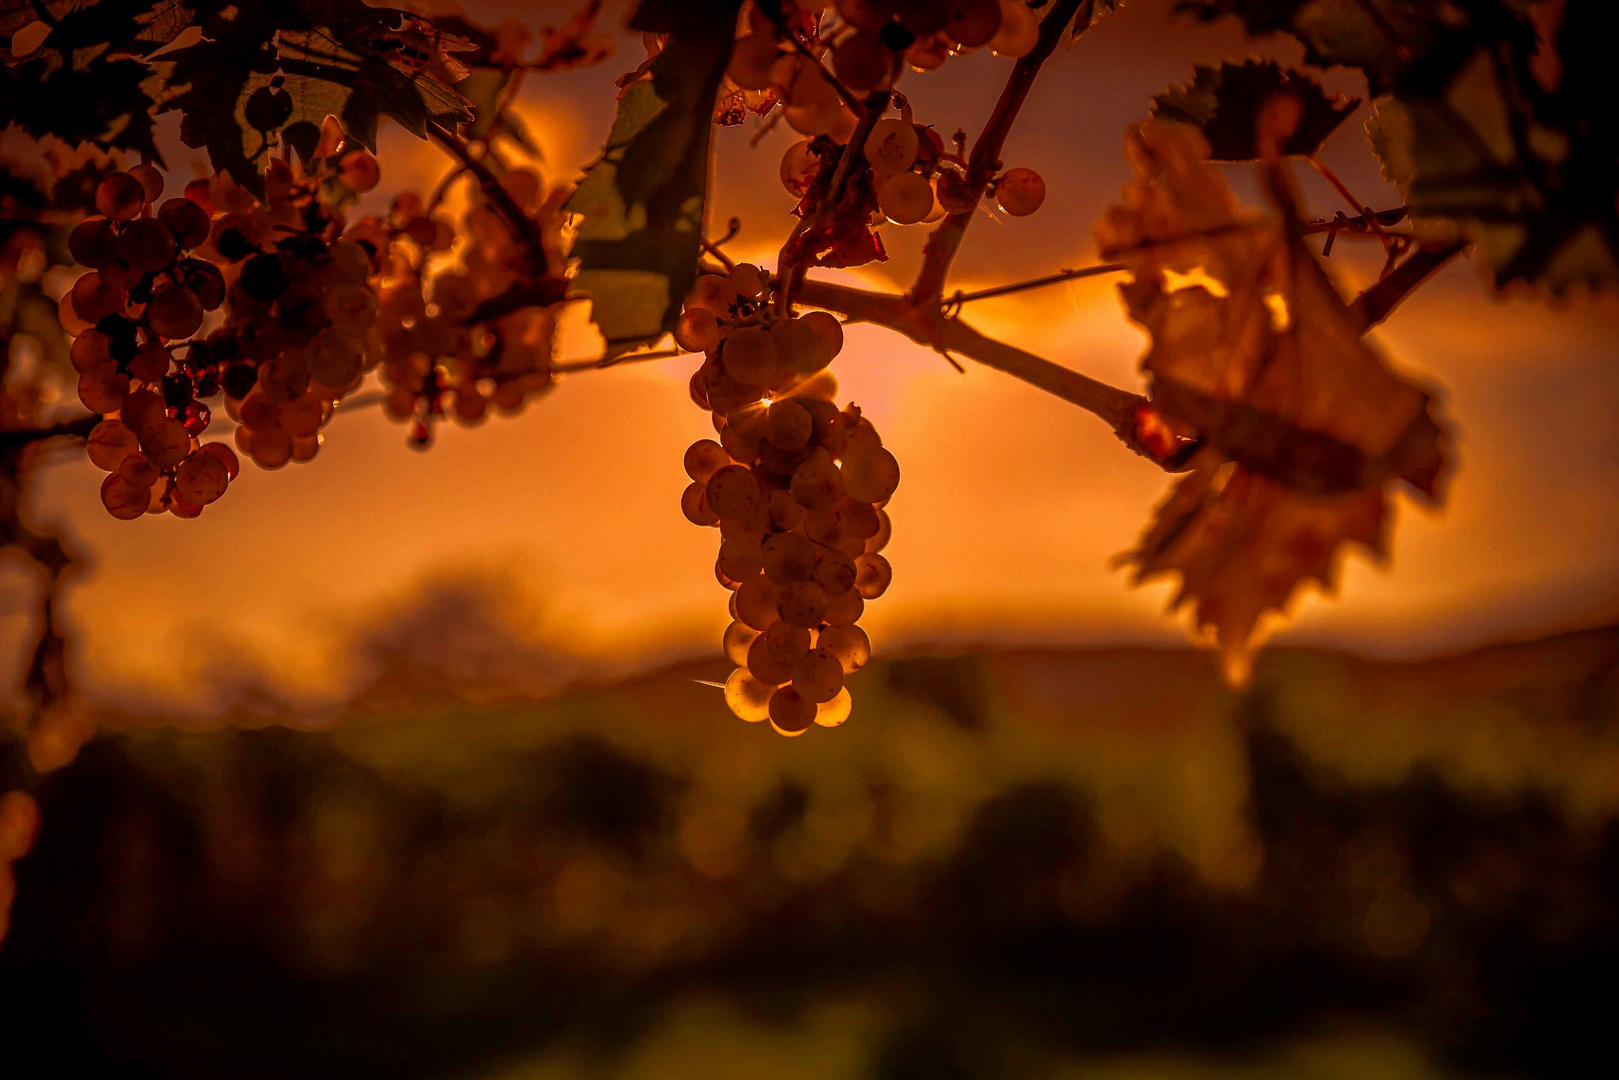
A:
[0,629,1615,1079]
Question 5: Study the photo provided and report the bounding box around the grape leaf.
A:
[1,55,162,161]
[1096,121,1450,680]
[564,0,741,349]
[145,39,285,191]
[1151,60,1359,160]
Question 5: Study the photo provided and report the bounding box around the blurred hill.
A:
[0,627,1615,1079]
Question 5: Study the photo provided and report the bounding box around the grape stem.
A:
[425,121,551,265]
[910,0,1089,307]
[1351,241,1467,329]
[948,263,1127,305]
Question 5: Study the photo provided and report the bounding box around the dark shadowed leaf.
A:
[1152,60,1359,160]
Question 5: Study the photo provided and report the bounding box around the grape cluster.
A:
[62,165,244,518]
[362,168,565,448]
[677,263,899,736]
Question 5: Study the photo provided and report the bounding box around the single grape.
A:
[946,0,1003,46]
[686,273,732,315]
[146,284,204,339]
[878,171,934,225]
[721,326,777,385]
[761,531,818,584]
[736,575,781,631]
[196,441,240,480]
[989,0,1039,56]
[780,139,821,197]
[818,623,871,673]
[854,552,892,598]
[99,473,150,520]
[798,310,843,369]
[119,452,162,489]
[308,329,365,387]
[746,631,796,686]
[67,219,116,268]
[768,686,816,736]
[95,173,147,221]
[675,308,720,352]
[837,499,881,539]
[864,118,919,175]
[728,263,767,301]
[718,533,766,580]
[865,508,891,553]
[995,167,1046,216]
[705,463,762,520]
[777,580,829,627]
[127,163,165,203]
[791,648,844,704]
[682,440,728,484]
[279,396,324,437]
[139,417,191,470]
[70,271,123,324]
[724,668,775,722]
[175,451,229,505]
[813,549,858,596]
[824,587,865,626]
[69,331,110,373]
[791,448,845,509]
[766,487,805,531]
[841,444,901,502]
[814,686,853,727]
[78,362,130,413]
[326,285,379,334]
[86,419,139,470]
[116,218,178,274]
[339,149,381,192]
[771,317,823,375]
[682,481,721,527]
[727,32,780,90]
[832,31,897,91]
[723,621,761,666]
[251,426,294,468]
[765,399,812,451]
[786,97,843,139]
[906,32,949,72]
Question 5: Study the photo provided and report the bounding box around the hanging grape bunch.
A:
[676,262,898,737]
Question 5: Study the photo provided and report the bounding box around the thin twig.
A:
[1350,241,1467,329]
[758,0,867,118]
[949,263,1127,305]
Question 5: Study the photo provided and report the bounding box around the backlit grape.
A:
[95,173,146,221]
[721,326,777,384]
[878,171,934,225]
[995,167,1046,216]
[814,686,853,727]
[792,648,844,703]
[989,0,1039,56]
[768,686,816,735]
[724,667,775,722]
[864,118,919,174]
[727,32,780,90]
[676,308,720,352]
[946,0,1003,46]
[780,139,820,197]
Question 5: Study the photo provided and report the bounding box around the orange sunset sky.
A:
[6,0,1617,712]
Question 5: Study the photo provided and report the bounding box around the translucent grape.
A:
[118,453,161,489]
[854,552,892,598]
[786,98,843,138]
[682,481,720,526]
[780,139,820,197]
[799,311,843,368]
[158,198,212,250]
[279,396,325,438]
[95,173,146,222]
[146,284,204,339]
[771,317,823,376]
[69,331,111,373]
[724,668,774,722]
[78,363,130,413]
[115,218,176,274]
[127,163,164,203]
[766,488,804,531]
[765,399,812,451]
[339,149,381,192]
[140,417,192,470]
[728,263,767,301]
[813,550,858,596]
[128,342,171,383]
[120,388,166,438]
[824,587,864,626]
[761,531,817,585]
[866,508,892,553]
[686,274,732,315]
[308,330,365,387]
[721,326,777,385]
[989,0,1039,56]
[727,32,780,90]
[718,533,766,580]
[684,439,731,483]
[70,272,123,324]
[995,167,1046,217]
[768,686,816,736]
[790,448,845,509]
[736,575,781,631]
[777,580,828,627]
[746,631,795,686]
[196,441,240,480]
[86,419,139,471]
[706,463,762,520]
[879,171,934,225]
[250,426,294,468]
[68,219,116,268]
[326,285,379,334]
[99,474,149,520]
[864,118,919,175]
[174,451,229,505]
[832,31,896,92]
[818,624,871,673]
[675,308,720,353]
[841,444,901,502]
[723,621,761,666]
[814,686,853,727]
[837,499,881,539]
[791,648,844,703]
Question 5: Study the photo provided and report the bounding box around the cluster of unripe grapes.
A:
[676,262,899,736]
[726,0,1044,144]
[364,170,563,448]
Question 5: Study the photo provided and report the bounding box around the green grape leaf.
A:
[564,0,741,349]
[1151,60,1359,160]
[146,39,285,193]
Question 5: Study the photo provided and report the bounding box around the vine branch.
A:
[0,414,100,454]
[1351,241,1467,329]
[426,120,550,263]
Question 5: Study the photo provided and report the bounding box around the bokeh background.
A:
[2,1,1617,1076]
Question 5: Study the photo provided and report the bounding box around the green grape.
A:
[250,426,294,469]
[683,481,721,527]
[68,219,116,268]
[864,118,919,175]
[99,474,150,520]
[724,667,774,722]
[878,171,935,225]
[813,550,858,596]
[762,531,817,585]
[791,448,845,509]
[818,624,871,673]
[686,274,732,315]
[78,363,130,414]
[824,587,864,626]
[721,326,778,386]
[326,285,379,335]
[780,139,821,197]
[837,499,881,539]
[69,330,111,373]
[308,330,365,387]
[799,311,843,367]
[746,631,795,686]
[771,317,824,375]
[791,648,844,704]
[706,464,762,520]
[118,452,162,489]
[854,553,892,599]
[841,444,901,502]
[995,167,1046,217]
[865,508,891,553]
[676,308,720,352]
[814,686,853,727]
[140,417,192,470]
[684,439,731,483]
[718,533,766,580]
[768,686,816,736]
[86,419,139,471]
[196,441,240,480]
[766,488,804,531]
[723,621,761,666]
[146,284,204,339]
[765,399,812,451]
[728,263,768,301]
[174,451,229,505]
[777,580,829,627]
[736,574,781,631]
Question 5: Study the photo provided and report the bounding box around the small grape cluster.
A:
[363,169,566,448]
[63,166,241,518]
[676,263,899,736]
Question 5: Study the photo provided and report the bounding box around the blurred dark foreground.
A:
[1,628,1616,1079]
